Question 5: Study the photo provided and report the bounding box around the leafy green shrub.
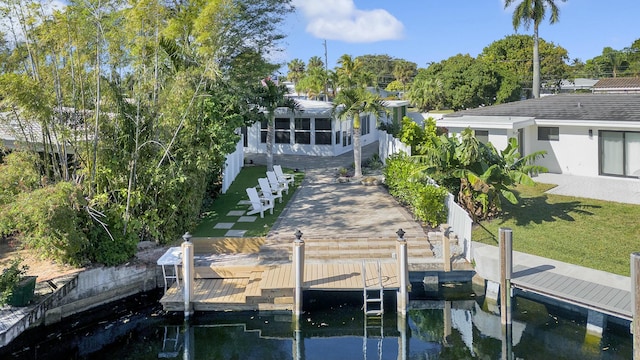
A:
[0,258,28,306]
[0,151,41,205]
[384,153,448,227]
[383,153,418,205]
[412,184,448,226]
[0,182,90,266]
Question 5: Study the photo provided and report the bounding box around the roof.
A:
[593,77,640,90]
[443,94,640,122]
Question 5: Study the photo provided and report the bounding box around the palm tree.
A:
[336,54,364,89]
[505,0,566,98]
[332,88,387,178]
[253,79,300,171]
[307,56,324,70]
[287,58,305,87]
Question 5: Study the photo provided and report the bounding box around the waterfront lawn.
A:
[472,182,640,276]
[193,165,303,238]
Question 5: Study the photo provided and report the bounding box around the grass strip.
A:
[473,182,640,276]
[193,165,304,238]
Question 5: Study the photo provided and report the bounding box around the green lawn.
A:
[193,165,304,238]
[473,182,640,276]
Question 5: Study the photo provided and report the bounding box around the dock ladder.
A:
[362,260,384,360]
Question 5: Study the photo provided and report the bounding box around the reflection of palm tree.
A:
[332,88,387,178]
[505,0,565,98]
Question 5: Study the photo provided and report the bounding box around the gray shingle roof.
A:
[444,94,640,122]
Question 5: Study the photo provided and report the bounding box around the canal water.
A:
[1,283,632,359]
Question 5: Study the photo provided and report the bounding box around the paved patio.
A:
[534,173,640,205]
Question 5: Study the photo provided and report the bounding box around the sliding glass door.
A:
[600,131,640,177]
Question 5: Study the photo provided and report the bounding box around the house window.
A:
[475,130,489,144]
[361,115,370,135]
[275,118,290,144]
[260,120,267,143]
[342,130,352,146]
[538,127,559,141]
[600,130,640,177]
[294,118,311,144]
[315,118,332,145]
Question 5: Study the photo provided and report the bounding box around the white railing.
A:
[446,194,473,262]
[378,130,411,164]
[221,134,244,194]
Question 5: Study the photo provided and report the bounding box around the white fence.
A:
[378,130,411,164]
[220,135,244,194]
[446,194,473,262]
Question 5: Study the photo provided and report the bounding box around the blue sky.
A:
[275,0,639,73]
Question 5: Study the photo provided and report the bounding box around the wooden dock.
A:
[512,265,632,321]
[160,261,400,312]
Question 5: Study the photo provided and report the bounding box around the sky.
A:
[275,0,639,74]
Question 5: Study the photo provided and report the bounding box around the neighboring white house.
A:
[436,94,640,179]
[243,99,410,157]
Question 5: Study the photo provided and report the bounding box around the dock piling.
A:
[499,228,513,326]
[181,232,194,319]
[632,252,640,359]
[396,229,408,317]
[293,230,305,318]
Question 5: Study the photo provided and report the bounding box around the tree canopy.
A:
[0,0,294,266]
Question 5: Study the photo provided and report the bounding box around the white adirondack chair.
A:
[258,177,282,203]
[267,171,289,195]
[273,165,295,186]
[245,187,273,218]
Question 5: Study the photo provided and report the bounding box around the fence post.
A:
[293,230,305,319]
[181,232,194,319]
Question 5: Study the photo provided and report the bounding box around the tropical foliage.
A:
[390,120,547,221]
[0,0,294,266]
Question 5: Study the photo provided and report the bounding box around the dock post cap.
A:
[396,228,405,240]
[294,229,304,242]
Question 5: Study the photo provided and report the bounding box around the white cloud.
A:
[293,0,404,43]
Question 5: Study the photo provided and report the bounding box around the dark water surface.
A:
[0,284,632,359]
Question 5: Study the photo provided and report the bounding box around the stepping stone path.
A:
[211,202,260,237]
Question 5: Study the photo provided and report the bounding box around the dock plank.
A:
[512,266,631,320]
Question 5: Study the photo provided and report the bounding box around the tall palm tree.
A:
[307,56,324,70]
[336,54,364,89]
[254,78,300,171]
[287,58,305,87]
[332,88,387,178]
[505,0,566,98]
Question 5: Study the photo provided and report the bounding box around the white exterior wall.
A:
[529,125,598,176]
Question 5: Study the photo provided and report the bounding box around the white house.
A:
[243,99,410,157]
[436,94,640,179]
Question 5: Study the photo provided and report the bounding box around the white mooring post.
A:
[293,230,305,319]
[499,227,513,327]
[181,232,194,319]
[396,229,409,317]
[632,252,640,360]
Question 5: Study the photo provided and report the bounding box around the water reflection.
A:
[1,290,633,359]
[154,297,630,360]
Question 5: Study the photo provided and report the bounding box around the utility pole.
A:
[323,40,329,101]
